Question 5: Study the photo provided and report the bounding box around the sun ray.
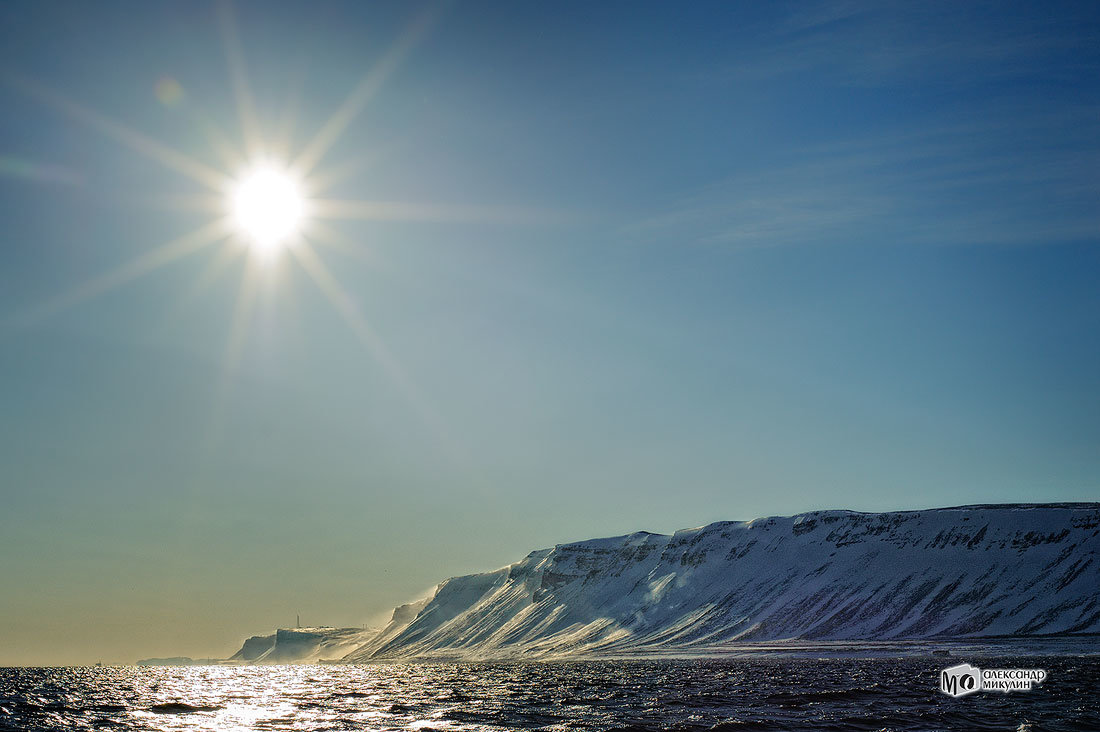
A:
[2,72,229,193]
[220,252,263,376]
[120,191,226,215]
[3,219,232,333]
[291,8,440,178]
[289,239,456,451]
[271,61,309,163]
[300,219,382,267]
[304,147,394,197]
[310,197,566,225]
[0,155,83,186]
[165,238,246,318]
[198,253,262,460]
[217,0,264,161]
[189,108,247,174]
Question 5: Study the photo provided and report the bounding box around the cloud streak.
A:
[629,104,1100,250]
[720,0,1099,87]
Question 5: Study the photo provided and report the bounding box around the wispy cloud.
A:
[621,2,1100,250]
[627,105,1100,249]
[722,0,1098,87]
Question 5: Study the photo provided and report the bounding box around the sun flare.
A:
[230,164,305,253]
[9,6,452,441]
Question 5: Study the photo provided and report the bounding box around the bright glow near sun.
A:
[231,165,304,252]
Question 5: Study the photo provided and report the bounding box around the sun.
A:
[230,164,305,254]
[9,7,463,446]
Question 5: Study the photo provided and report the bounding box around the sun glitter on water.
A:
[229,164,306,255]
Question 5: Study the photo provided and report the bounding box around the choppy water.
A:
[1,657,1097,732]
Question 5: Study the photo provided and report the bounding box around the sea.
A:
[1,656,1098,732]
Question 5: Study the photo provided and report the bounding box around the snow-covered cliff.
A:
[343,504,1100,660]
[229,627,377,663]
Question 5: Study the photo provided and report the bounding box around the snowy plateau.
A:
[224,504,1099,663]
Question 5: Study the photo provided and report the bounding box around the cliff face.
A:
[343,504,1100,661]
[229,627,377,663]
[229,634,276,661]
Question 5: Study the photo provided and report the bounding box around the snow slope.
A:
[343,504,1100,661]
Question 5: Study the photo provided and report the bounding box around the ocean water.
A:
[1,657,1097,732]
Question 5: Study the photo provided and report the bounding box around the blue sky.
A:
[1,0,1098,664]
